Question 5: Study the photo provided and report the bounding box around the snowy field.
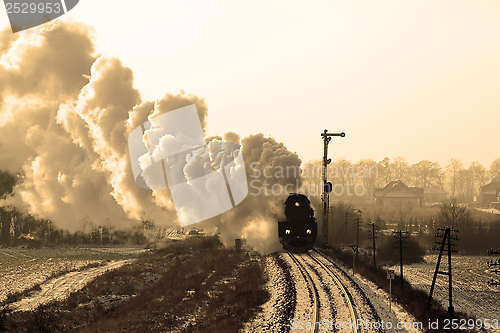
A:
[476,208,500,215]
[395,255,500,325]
[0,246,146,303]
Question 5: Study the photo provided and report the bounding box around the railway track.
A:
[287,252,321,333]
[287,250,362,333]
[309,250,360,333]
[287,249,382,333]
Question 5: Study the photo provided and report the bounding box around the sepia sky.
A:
[2,0,499,169]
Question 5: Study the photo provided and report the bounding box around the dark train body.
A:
[278,193,317,252]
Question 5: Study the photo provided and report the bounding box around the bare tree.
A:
[468,161,489,201]
[356,159,377,198]
[302,159,322,189]
[412,160,442,187]
[392,156,410,184]
[331,157,354,197]
[436,166,446,190]
[377,157,393,186]
[490,158,500,182]
[446,158,464,198]
[438,200,469,227]
[458,168,474,203]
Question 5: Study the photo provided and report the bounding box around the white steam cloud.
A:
[0,21,303,253]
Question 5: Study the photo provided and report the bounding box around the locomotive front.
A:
[278,193,317,252]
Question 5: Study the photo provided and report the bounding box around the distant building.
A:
[480,182,500,207]
[423,186,448,205]
[374,180,424,207]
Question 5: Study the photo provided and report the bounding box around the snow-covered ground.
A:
[242,252,424,333]
[11,259,132,311]
[318,252,423,333]
[0,247,145,303]
[241,255,295,333]
[303,252,384,333]
[475,208,500,215]
[394,254,500,332]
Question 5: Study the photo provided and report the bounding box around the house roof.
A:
[480,182,500,195]
[374,180,424,198]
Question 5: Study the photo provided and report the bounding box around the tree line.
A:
[328,201,500,258]
[0,171,150,247]
[302,156,500,204]
[0,207,148,248]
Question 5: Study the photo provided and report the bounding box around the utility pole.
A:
[393,230,407,288]
[428,227,459,319]
[356,217,360,258]
[368,222,378,268]
[321,129,345,246]
[399,230,403,287]
[352,210,362,274]
[353,217,360,274]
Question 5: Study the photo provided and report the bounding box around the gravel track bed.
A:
[241,254,296,333]
[300,256,338,324]
[243,249,426,333]
[298,254,343,331]
[306,252,380,333]
[283,253,318,331]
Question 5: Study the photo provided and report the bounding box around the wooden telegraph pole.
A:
[368,222,378,268]
[393,230,407,288]
[428,227,459,319]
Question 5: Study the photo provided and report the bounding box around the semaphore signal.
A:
[320,129,345,246]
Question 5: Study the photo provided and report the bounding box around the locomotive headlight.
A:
[295,202,300,207]
[306,229,312,234]
[285,229,291,235]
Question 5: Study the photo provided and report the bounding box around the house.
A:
[423,186,448,205]
[480,182,500,207]
[374,180,424,207]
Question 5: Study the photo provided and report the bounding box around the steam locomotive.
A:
[278,193,317,252]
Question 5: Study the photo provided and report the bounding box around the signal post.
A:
[321,129,345,246]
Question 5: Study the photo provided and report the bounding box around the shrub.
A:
[377,236,426,265]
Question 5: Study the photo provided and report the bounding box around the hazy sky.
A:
[2,0,499,168]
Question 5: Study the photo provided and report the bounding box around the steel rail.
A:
[287,251,321,333]
[309,249,360,333]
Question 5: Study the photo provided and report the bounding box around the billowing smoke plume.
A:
[216,134,303,254]
[0,21,303,253]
